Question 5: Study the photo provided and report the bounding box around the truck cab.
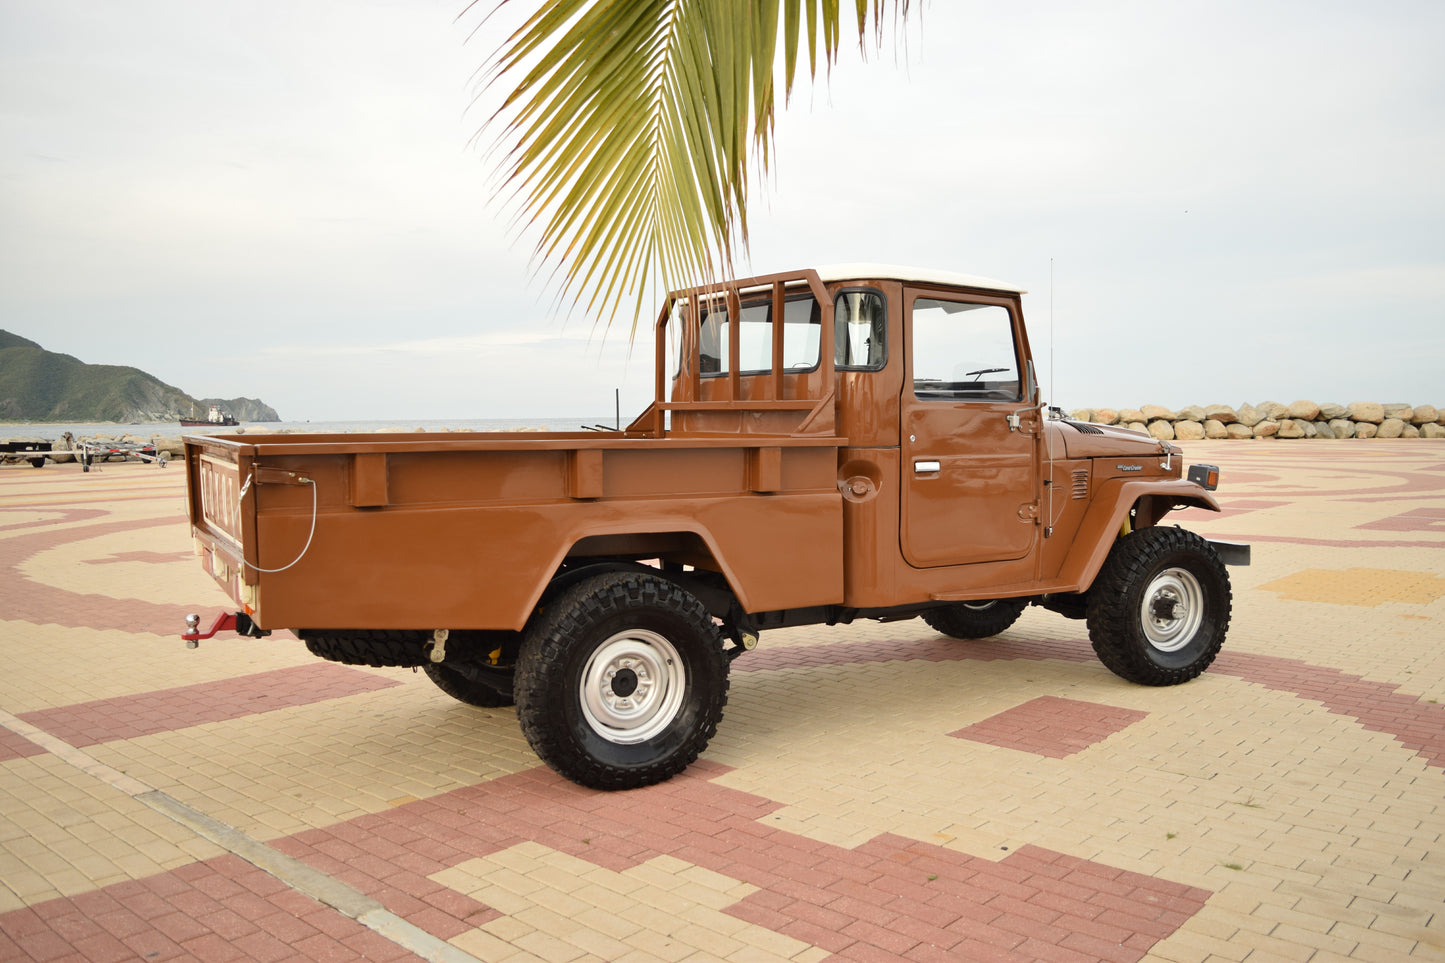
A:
[638,265,1229,616]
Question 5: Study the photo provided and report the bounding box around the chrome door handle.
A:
[914,460,941,473]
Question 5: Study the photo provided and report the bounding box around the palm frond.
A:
[474,0,912,334]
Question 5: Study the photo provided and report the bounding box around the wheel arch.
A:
[1060,479,1221,593]
[516,525,755,628]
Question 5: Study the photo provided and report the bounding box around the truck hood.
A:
[1046,420,1173,459]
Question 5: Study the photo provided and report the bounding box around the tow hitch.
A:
[182,611,269,648]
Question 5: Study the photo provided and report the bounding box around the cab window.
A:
[834,289,887,371]
[911,298,1021,401]
[699,295,820,375]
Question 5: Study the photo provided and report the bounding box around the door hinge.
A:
[1018,503,1040,522]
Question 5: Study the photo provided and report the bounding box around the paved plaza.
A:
[1,440,1442,962]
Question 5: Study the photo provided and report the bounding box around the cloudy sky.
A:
[2,1,1441,422]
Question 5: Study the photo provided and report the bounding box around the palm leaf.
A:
[474,0,912,334]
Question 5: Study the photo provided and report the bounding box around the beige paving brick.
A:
[675,927,748,959]
[509,927,588,963]
[1224,949,1317,963]
[526,885,592,921]
[0,867,53,909]
[1327,921,1420,960]
[722,947,802,963]
[604,930,696,962]
[670,902,750,939]
[1147,929,1251,963]
[481,913,537,944]
[1272,922,1360,957]
[451,927,530,961]
[571,905,645,942]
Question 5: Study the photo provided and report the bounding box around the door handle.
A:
[914,460,941,474]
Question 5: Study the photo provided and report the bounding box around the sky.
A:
[2,1,1442,422]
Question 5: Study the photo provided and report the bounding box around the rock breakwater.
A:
[1069,401,1445,440]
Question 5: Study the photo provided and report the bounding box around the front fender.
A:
[1063,478,1220,593]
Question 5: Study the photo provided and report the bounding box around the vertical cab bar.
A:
[771,280,785,400]
[726,285,741,402]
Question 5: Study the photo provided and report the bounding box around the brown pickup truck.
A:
[183,265,1247,789]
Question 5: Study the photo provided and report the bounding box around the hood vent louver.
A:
[1063,420,1104,435]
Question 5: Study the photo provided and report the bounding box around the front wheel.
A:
[514,572,729,790]
[1086,527,1231,686]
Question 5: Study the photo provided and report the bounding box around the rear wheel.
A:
[514,572,728,790]
[1086,526,1231,685]
[922,598,1028,639]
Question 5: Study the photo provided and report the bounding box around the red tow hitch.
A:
[183,611,268,648]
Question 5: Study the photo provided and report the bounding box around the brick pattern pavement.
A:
[2,443,1443,961]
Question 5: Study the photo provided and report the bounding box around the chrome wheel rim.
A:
[1140,567,1204,652]
[580,630,685,744]
[962,600,998,611]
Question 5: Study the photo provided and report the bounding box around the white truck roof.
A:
[813,263,1027,294]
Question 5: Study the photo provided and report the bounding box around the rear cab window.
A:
[699,294,821,376]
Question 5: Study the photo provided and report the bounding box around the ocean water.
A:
[0,416,620,441]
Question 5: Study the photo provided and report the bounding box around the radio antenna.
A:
[1044,258,1058,538]
[1049,258,1055,407]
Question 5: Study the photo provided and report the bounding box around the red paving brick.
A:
[17,663,401,748]
[948,696,1150,758]
[81,550,191,565]
[0,725,46,762]
[0,855,418,963]
[0,506,108,533]
[1356,507,1445,532]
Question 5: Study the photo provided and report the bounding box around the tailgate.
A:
[185,438,251,605]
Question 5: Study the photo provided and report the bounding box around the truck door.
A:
[900,288,1041,568]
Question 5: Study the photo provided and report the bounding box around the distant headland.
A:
[0,329,278,424]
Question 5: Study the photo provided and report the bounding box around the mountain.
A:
[0,329,280,423]
[193,397,278,423]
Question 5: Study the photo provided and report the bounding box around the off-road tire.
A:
[922,598,1028,639]
[514,572,728,790]
[423,663,514,708]
[1086,526,1231,686]
[302,630,428,667]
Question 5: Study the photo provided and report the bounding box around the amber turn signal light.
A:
[1187,464,1220,490]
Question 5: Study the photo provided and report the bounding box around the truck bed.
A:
[185,430,846,632]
